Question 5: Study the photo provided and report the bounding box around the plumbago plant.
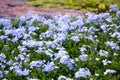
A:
[0,5,120,80]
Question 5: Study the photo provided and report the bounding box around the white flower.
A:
[58,75,66,80]
[79,46,86,52]
[95,73,99,76]
[99,50,109,57]
[113,53,118,56]
[75,68,91,78]
[102,59,112,65]
[58,75,73,80]
[28,79,39,80]
[79,54,88,61]
[66,78,73,80]
[95,58,100,61]
[104,69,116,75]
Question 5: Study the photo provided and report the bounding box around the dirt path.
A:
[0,0,87,19]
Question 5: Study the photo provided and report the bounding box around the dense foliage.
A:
[0,5,120,80]
[26,0,120,12]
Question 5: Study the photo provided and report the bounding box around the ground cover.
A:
[0,5,120,80]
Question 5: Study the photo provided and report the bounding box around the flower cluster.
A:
[0,5,120,80]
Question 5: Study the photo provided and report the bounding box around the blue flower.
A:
[75,68,91,78]
[109,5,119,12]
[43,62,55,72]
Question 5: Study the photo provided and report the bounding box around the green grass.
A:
[26,0,120,12]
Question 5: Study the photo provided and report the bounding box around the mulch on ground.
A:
[0,0,87,19]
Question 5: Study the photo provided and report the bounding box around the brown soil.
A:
[0,0,87,19]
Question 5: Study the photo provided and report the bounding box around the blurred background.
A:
[25,0,120,13]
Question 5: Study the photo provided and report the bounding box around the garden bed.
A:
[0,4,120,80]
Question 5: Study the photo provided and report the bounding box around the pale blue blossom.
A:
[40,30,53,38]
[0,19,11,28]
[11,37,19,42]
[2,78,8,80]
[55,50,68,60]
[0,70,3,78]
[36,47,44,53]
[53,33,67,44]
[43,62,54,72]
[106,41,119,50]
[109,5,119,12]
[60,55,75,70]
[44,50,54,58]
[18,46,28,53]
[69,20,83,30]
[85,35,94,43]
[4,70,9,75]
[15,68,30,76]
[104,69,116,75]
[18,54,25,61]
[0,35,8,41]
[116,11,120,16]
[100,25,107,31]
[7,60,13,65]
[45,41,56,48]
[30,60,44,69]
[71,36,80,42]
[99,50,109,57]
[79,54,88,61]
[80,27,88,32]
[0,53,6,63]
[28,26,38,33]
[88,27,99,35]
[22,40,38,47]
[75,68,91,78]
[111,31,120,40]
